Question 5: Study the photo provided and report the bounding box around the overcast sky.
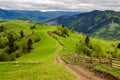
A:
[0,0,120,12]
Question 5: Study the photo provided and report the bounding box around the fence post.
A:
[99,57,102,65]
[90,56,93,64]
[109,56,112,67]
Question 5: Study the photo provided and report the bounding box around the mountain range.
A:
[0,8,120,40]
[0,8,80,22]
[46,10,120,40]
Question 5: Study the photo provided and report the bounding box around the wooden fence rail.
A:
[63,54,120,69]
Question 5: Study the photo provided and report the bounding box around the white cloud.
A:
[0,0,120,12]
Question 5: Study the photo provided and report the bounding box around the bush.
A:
[83,47,92,57]
[20,30,24,38]
[53,26,69,37]
[85,36,90,47]
[34,35,40,42]
[27,39,33,52]
[0,24,5,32]
[0,51,10,61]
[30,24,36,29]
[7,33,19,54]
[92,44,104,58]
[9,53,16,61]
[75,42,86,55]
[15,51,23,58]
[0,37,8,49]
[117,43,120,48]
[53,29,62,36]
[62,27,69,37]
[52,34,58,40]
[76,39,105,58]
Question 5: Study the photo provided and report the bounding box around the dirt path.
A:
[54,46,62,63]
[54,46,105,80]
[59,55,105,80]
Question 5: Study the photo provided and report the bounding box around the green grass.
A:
[94,64,120,79]
[0,20,78,80]
[0,20,120,80]
[0,63,77,80]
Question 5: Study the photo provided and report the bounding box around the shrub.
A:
[53,26,69,37]
[0,37,8,49]
[92,44,104,58]
[9,53,16,61]
[34,35,40,42]
[52,34,58,40]
[0,24,5,32]
[85,36,90,47]
[53,29,62,36]
[83,47,92,57]
[117,43,120,48]
[0,51,10,61]
[27,39,33,52]
[15,51,23,58]
[20,30,24,38]
[7,33,15,53]
[75,42,86,55]
[30,24,36,29]
[7,33,19,54]
[62,27,69,37]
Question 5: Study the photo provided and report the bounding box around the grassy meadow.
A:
[0,20,78,80]
[0,20,120,80]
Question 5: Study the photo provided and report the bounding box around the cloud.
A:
[0,0,120,12]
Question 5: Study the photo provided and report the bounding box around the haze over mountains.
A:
[0,8,80,21]
[46,10,120,40]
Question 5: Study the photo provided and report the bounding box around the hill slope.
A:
[46,10,120,40]
[0,20,120,80]
[0,20,78,80]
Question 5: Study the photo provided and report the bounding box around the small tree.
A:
[30,24,36,29]
[7,33,15,53]
[85,36,90,47]
[20,30,24,38]
[62,27,69,37]
[27,39,33,52]
[117,43,120,48]
[92,44,104,58]
[62,25,65,28]
[70,26,74,32]
[0,24,4,32]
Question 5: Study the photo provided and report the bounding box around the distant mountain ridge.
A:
[0,8,80,22]
[46,10,120,40]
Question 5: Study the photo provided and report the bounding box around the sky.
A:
[0,0,120,12]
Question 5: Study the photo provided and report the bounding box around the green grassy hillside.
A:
[0,20,120,80]
[0,20,77,80]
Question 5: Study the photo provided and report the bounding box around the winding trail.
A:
[54,46,105,80]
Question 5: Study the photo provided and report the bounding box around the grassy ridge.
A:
[0,20,78,80]
[0,20,120,80]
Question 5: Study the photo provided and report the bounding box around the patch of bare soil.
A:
[58,55,105,80]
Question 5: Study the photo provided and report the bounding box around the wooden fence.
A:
[63,54,120,69]
[112,59,120,69]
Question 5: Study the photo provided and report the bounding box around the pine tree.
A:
[0,24,4,32]
[62,25,65,28]
[27,39,33,52]
[85,36,90,46]
[7,34,15,53]
[20,30,24,38]
[117,43,120,48]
